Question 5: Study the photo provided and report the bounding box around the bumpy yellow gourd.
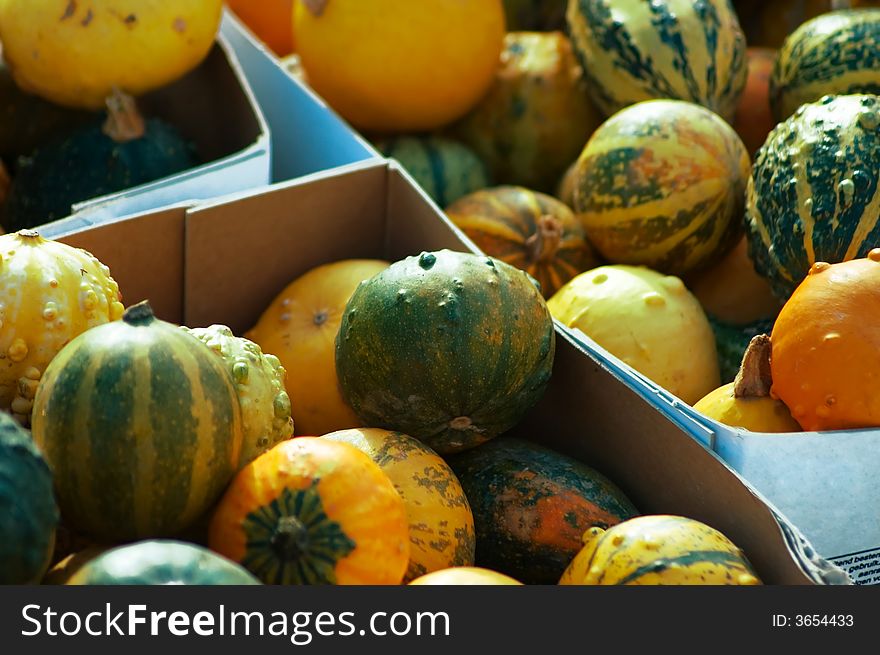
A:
[559,515,762,585]
[0,230,124,424]
[183,325,294,469]
[0,0,223,109]
[548,265,719,404]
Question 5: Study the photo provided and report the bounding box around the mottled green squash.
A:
[447,437,638,585]
[771,10,880,122]
[745,94,880,300]
[335,250,556,455]
[567,0,748,121]
[0,410,59,584]
[503,0,567,31]
[67,540,261,585]
[709,316,775,384]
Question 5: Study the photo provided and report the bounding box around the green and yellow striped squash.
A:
[745,94,880,300]
[31,301,244,542]
[566,0,748,121]
[771,9,880,122]
[572,99,750,276]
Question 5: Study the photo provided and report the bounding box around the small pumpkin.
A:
[559,515,762,585]
[0,229,125,424]
[209,437,410,585]
[246,259,390,436]
[446,186,599,298]
[67,540,261,585]
[693,335,800,433]
[32,301,244,542]
[322,428,475,582]
[409,567,522,586]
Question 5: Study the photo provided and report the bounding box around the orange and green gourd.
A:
[572,99,750,277]
[209,437,410,585]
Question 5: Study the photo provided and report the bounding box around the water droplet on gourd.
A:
[418,252,436,270]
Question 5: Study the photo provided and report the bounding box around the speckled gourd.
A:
[0,230,124,425]
[183,325,293,469]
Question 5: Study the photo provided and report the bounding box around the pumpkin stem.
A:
[122,301,156,326]
[271,516,310,562]
[525,215,564,264]
[102,88,146,143]
[303,0,329,17]
[733,334,773,399]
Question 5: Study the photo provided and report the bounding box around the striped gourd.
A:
[567,0,748,121]
[745,94,880,300]
[446,186,599,298]
[573,99,750,276]
[374,136,490,208]
[31,302,244,542]
[771,9,880,122]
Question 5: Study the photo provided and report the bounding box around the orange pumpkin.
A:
[733,48,777,159]
[227,0,295,56]
[245,259,390,436]
[208,437,410,585]
[770,253,880,431]
[409,567,522,585]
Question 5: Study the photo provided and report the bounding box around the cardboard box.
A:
[52,160,844,585]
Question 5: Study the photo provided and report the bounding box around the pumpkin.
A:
[447,437,638,585]
[335,250,556,455]
[374,137,490,208]
[548,265,720,405]
[733,48,778,159]
[293,0,505,133]
[67,540,261,585]
[209,437,410,585]
[226,0,295,56]
[409,567,522,586]
[32,301,243,542]
[559,515,762,585]
[686,237,782,327]
[0,410,59,584]
[572,99,749,277]
[771,10,880,123]
[502,0,566,31]
[693,335,800,432]
[744,94,880,300]
[183,325,293,469]
[246,259,390,436]
[709,315,776,384]
[0,0,223,109]
[0,230,124,424]
[769,253,880,431]
[451,31,602,193]
[4,91,197,230]
[446,186,599,298]
[567,0,748,121]
[322,428,475,582]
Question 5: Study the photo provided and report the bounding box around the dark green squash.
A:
[335,250,556,455]
[709,316,776,384]
[0,410,59,584]
[447,437,638,585]
[66,540,261,585]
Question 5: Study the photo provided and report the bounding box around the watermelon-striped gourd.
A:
[374,136,490,208]
[567,0,748,121]
[32,301,244,542]
[745,94,880,300]
[770,10,880,122]
[573,99,750,276]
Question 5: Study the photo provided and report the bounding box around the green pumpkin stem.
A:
[102,89,146,143]
[733,334,773,399]
[122,301,156,326]
[525,215,563,264]
[271,516,310,562]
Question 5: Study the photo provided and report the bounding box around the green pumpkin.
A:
[745,94,880,300]
[0,410,59,584]
[709,316,775,384]
[447,437,638,585]
[771,10,880,122]
[67,540,261,585]
[335,250,556,455]
[31,301,244,542]
[374,136,490,208]
[503,0,567,31]
[567,0,748,121]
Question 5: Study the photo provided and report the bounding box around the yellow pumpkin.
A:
[409,567,522,586]
[0,0,223,109]
[208,437,410,585]
[245,259,389,436]
[322,428,475,582]
[0,230,124,424]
